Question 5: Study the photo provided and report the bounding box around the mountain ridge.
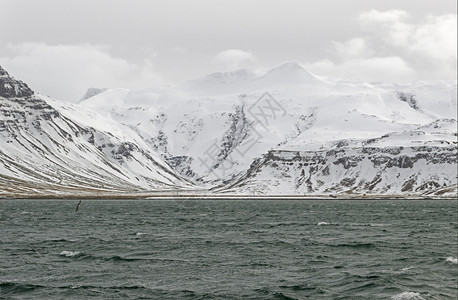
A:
[1,65,456,198]
[0,66,192,198]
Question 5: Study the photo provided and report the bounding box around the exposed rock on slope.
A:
[222,145,457,196]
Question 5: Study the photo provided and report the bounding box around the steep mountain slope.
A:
[0,66,189,198]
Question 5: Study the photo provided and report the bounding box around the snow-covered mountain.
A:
[179,62,323,96]
[1,63,456,197]
[0,66,190,198]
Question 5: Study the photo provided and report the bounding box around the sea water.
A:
[0,199,456,299]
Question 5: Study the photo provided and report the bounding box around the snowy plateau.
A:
[0,63,456,198]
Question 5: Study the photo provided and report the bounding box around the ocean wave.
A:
[317,221,330,226]
[330,242,375,249]
[47,238,78,243]
[135,232,148,236]
[279,284,320,291]
[104,255,143,262]
[59,250,83,257]
[446,256,457,264]
[58,251,155,262]
[68,284,147,290]
[272,292,298,300]
[391,291,425,300]
[267,222,302,228]
[401,266,414,271]
[0,282,44,295]
[0,282,153,295]
[349,223,391,227]
[254,288,299,300]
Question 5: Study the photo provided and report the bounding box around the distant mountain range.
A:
[1,63,456,198]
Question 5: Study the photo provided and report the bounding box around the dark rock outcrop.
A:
[0,66,34,98]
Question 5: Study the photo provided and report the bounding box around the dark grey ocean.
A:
[0,199,457,299]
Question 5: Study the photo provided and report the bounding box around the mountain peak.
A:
[179,68,258,95]
[0,65,9,77]
[258,61,321,85]
[196,68,257,83]
[266,61,314,76]
[272,61,304,70]
[79,87,108,102]
[0,65,34,98]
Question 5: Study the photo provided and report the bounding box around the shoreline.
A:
[1,193,456,201]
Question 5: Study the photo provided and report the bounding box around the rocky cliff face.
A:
[0,66,34,98]
[222,145,457,196]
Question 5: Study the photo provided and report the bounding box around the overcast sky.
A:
[0,0,456,101]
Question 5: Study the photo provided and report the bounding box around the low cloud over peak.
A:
[307,10,457,83]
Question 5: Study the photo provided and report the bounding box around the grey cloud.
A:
[0,0,456,100]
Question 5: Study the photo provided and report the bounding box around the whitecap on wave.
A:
[349,223,391,227]
[400,266,414,271]
[317,222,330,226]
[59,250,82,257]
[391,291,425,300]
[135,232,148,236]
[446,256,457,264]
